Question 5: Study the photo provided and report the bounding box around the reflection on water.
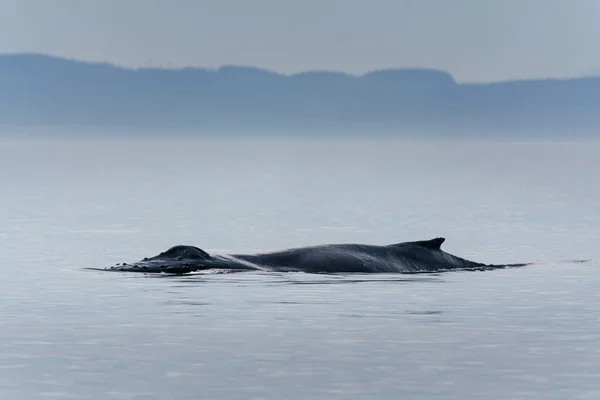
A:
[1,139,600,399]
[3,263,600,400]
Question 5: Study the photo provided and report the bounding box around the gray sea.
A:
[1,138,599,400]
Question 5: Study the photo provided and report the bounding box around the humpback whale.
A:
[97,238,530,275]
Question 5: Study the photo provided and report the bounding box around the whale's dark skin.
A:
[98,238,530,275]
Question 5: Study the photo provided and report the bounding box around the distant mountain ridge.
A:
[1,53,599,137]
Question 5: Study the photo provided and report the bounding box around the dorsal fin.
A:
[409,237,446,250]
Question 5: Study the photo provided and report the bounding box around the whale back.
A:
[100,237,531,275]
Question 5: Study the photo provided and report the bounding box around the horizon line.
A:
[1,51,598,85]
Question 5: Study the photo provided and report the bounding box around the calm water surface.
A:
[1,138,599,399]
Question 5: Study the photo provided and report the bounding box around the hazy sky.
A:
[1,0,599,82]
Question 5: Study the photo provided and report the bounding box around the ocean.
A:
[1,138,599,399]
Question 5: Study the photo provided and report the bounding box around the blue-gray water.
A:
[1,138,599,400]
